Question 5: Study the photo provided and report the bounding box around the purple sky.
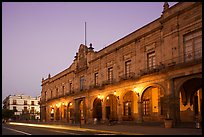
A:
[2,2,177,102]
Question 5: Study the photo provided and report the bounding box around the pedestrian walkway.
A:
[82,123,202,135]
[7,121,202,135]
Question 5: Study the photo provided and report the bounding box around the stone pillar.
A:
[137,94,143,123]
[166,79,177,126]
[54,106,56,121]
[85,98,91,124]
[117,99,122,123]
[174,82,181,125]
[86,108,92,124]
[102,101,106,123]
[167,79,174,95]
[44,105,47,122]
[74,100,79,124]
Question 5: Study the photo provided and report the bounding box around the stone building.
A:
[3,94,41,120]
[40,2,202,127]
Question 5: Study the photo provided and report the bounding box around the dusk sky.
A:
[2,2,177,103]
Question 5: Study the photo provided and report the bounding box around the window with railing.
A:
[51,90,53,99]
[80,76,85,91]
[13,100,17,105]
[69,82,72,93]
[94,72,99,86]
[56,88,58,97]
[108,67,113,83]
[125,60,131,77]
[147,51,156,69]
[62,85,65,95]
[24,100,27,105]
[184,29,202,62]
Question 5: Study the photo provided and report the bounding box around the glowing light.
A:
[133,87,137,92]
[70,103,72,106]
[7,122,142,135]
[133,87,140,96]
[56,104,60,108]
[98,94,101,99]
[114,91,116,95]
[107,96,109,100]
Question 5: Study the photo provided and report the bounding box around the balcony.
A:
[139,48,202,76]
[102,79,116,86]
[119,72,135,81]
[139,65,162,76]
[89,84,104,90]
[89,84,99,89]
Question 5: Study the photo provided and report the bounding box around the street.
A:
[2,123,117,135]
[2,121,202,135]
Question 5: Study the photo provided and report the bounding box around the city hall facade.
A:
[40,2,202,127]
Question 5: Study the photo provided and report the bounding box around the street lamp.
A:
[114,91,116,95]
[133,87,140,97]
[98,94,103,102]
[114,91,119,100]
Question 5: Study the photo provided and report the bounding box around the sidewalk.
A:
[8,121,202,135]
[82,123,202,135]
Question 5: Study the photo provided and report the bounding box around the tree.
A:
[2,109,15,121]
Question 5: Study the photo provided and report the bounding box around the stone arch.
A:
[140,83,166,122]
[175,76,202,103]
[175,76,202,123]
[88,94,104,123]
[140,83,166,99]
[92,98,102,121]
[175,75,202,97]
[67,102,74,123]
[104,94,118,121]
[121,90,138,121]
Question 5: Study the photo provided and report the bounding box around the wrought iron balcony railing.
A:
[102,79,116,86]
[119,72,136,81]
[139,48,202,76]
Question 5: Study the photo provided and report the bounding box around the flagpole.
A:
[85,22,87,46]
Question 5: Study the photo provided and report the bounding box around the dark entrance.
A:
[56,108,60,121]
[106,106,110,120]
[93,98,102,121]
[179,78,202,123]
[105,94,118,121]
